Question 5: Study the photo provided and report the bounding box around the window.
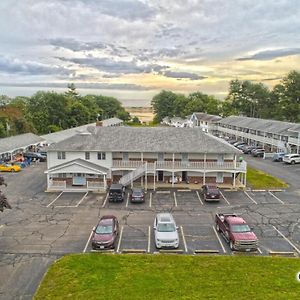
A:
[158,152,164,161]
[97,152,106,160]
[57,151,66,159]
[85,152,90,160]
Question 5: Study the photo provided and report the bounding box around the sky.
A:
[0,0,300,106]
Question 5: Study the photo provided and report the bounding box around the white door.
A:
[216,172,223,183]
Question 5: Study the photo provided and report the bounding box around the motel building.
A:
[45,126,246,192]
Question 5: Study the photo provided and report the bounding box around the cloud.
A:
[236,48,300,61]
[48,38,107,52]
[162,71,206,80]
[0,81,153,91]
[0,55,72,76]
[57,56,167,74]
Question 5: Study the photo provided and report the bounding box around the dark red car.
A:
[91,215,119,250]
[202,185,220,202]
[130,188,145,203]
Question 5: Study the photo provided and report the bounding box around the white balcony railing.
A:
[112,160,246,172]
[50,180,66,188]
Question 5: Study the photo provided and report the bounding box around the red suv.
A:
[202,185,221,202]
[91,215,119,250]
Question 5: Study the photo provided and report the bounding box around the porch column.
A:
[172,153,175,187]
[203,153,206,185]
[47,173,50,190]
[145,161,148,191]
[233,172,236,188]
[244,172,247,188]
[141,152,144,187]
[153,161,156,191]
[103,174,107,190]
[297,132,300,154]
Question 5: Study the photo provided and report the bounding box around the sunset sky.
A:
[1,0,300,106]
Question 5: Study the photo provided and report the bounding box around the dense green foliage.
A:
[152,70,300,123]
[0,85,130,136]
[35,254,300,300]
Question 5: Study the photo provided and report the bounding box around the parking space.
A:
[254,224,298,255]
[126,191,151,210]
[118,225,149,253]
[222,191,255,206]
[151,191,175,211]
[176,191,203,209]
[272,190,299,205]
[183,224,226,254]
[245,191,284,205]
[46,191,88,208]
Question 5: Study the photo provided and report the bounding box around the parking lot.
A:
[1,163,300,299]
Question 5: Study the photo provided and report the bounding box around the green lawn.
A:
[247,167,289,189]
[35,254,300,300]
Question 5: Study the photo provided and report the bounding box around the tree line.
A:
[151,70,300,123]
[0,84,131,137]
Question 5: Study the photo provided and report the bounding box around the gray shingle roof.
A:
[101,117,123,127]
[193,113,222,122]
[219,116,299,135]
[0,133,45,154]
[41,122,96,144]
[48,127,240,154]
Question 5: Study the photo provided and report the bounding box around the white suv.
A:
[154,213,179,249]
[283,154,300,164]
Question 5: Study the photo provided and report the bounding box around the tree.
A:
[151,90,178,122]
[0,175,11,212]
[65,83,79,99]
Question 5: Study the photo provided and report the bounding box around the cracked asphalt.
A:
[0,159,300,299]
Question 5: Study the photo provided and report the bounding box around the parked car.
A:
[202,185,220,202]
[154,213,179,249]
[130,188,145,203]
[236,143,248,150]
[252,149,265,157]
[242,145,257,154]
[215,213,258,251]
[283,154,300,164]
[272,152,286,162]
[91,215,119,250]
[228,139,238,145]
[233,141,246,147]
[108,184,125,202]
[0,163,21,172]
[23,152,47,162]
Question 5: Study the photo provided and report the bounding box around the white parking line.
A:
[101,193,109,208]
[148,226,151,253]
[180,226,188,253]
[257,248,262,254]
[219,191,230,205]
[212,226,226,253]
[149,192,152,208]
[76,191,89,207]
[83,227,95,253]
[173,192,178,207]
[244,191,258,205]
[47,191,63,207]
[126,193,130,207]
[268,191,285,204]
[272,226,300,255]
[196,191,203,205]
[117,226,124,253]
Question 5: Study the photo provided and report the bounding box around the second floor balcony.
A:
[112,159,246,172]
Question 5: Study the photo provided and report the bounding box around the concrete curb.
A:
[90,249,115,253]
[269,251,295,257]
[159,249,184,254]
[121,249,147,254]
[194,250,219,254]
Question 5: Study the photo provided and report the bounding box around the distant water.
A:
[121,99,151,107]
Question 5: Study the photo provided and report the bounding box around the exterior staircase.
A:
[118,162,155,186]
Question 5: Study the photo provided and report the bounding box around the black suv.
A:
[108,184,125,202]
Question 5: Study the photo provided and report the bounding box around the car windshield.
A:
[157,223,176,232]
[96,225,113,234]
[231,224,251,233]
[133,191,142,196]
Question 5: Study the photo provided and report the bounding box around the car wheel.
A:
[291,160,295,165]
[230,240,235,250]
[216,224,220,232]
